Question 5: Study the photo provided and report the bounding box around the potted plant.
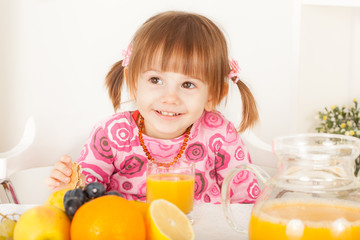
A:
[316,99,360,176]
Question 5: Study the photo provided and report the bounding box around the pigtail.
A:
[105,60,125,111]
[234,79,259,132]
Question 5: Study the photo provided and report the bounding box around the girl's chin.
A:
[149,126,188,139]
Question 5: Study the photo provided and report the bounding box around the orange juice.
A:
[146,173,194,214]
[249,199,360,240]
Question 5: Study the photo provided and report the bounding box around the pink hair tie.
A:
[121,44,132,67]
[228,58,241,84]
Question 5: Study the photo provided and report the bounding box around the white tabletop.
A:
[0,203,253,240]
[193,203,252,240]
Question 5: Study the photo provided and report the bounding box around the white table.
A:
[193,203,252,240]
[0,203,253,240]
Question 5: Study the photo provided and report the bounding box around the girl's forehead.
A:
[141,68,203,82]
[140,65,204,82]
[139,51,205,81]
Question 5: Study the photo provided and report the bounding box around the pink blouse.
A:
[77,110,259,204]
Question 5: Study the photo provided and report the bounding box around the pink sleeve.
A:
[76,123,115,188]
[208,116,260,203]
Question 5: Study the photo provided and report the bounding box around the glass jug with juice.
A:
[221,133,360,240]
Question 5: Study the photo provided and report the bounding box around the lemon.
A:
[13,205,70,240]
[45,187,71,211]
[146,199,194,240]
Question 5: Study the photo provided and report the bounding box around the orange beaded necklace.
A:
[138,114,191,167]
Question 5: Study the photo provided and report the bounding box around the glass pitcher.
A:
[221,133,360,240]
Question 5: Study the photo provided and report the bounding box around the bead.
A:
[137,114,191,166]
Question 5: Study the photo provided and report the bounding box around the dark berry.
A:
[71,188,86,203]
[104,191,124,198]
[84,182,106,199]
[63,190,72,204]
[63,188,86,207]
[64,197,83,219]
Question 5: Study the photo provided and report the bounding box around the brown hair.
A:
[105,11,258,132]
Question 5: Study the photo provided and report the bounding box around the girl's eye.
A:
[182,82,195,89]
[149,77,162,85]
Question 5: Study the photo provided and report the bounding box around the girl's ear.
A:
[205,99,214,111]
[205,82,229,111]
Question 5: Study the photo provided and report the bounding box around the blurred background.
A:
[1,0,359,176]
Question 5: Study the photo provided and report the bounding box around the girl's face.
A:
[135,68,211,139]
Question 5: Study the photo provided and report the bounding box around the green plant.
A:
[316,99,360,176]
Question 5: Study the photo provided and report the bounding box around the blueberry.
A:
[63,188,86,207]
[104,191,124,198]
[63,190,72,204]
[84,182,106,199]
[71,188,86,203]
[64,197,83,219]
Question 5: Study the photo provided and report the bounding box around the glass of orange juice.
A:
[146,161,195,220]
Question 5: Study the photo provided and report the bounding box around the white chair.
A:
[0,116,37,204]
[241,130,277,177]
[217,83,277,177]
[0,116,36,179]
[0,116,53,204]
[9,166,53,205]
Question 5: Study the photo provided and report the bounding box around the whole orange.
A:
[129,200,149,220]
[70,195,145,240]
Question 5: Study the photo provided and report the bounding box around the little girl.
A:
[46,11,260,204]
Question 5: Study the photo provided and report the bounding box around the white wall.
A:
[1,0,298,175]
[297,5,360,133]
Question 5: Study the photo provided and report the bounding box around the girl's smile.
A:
[155,110,181,117]
[155,110,183,120]
[135,70,211,139]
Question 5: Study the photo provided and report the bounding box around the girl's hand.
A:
[45,155,73,192]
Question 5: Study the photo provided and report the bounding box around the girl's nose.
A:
[160,88,180,105]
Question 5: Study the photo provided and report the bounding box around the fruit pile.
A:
[63,182,123,219]
[1,181,194,240]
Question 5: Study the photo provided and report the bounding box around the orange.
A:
[70,195,145,240]
[129,200,149,219]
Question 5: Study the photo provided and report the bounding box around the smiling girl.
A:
[46,11,260,204]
